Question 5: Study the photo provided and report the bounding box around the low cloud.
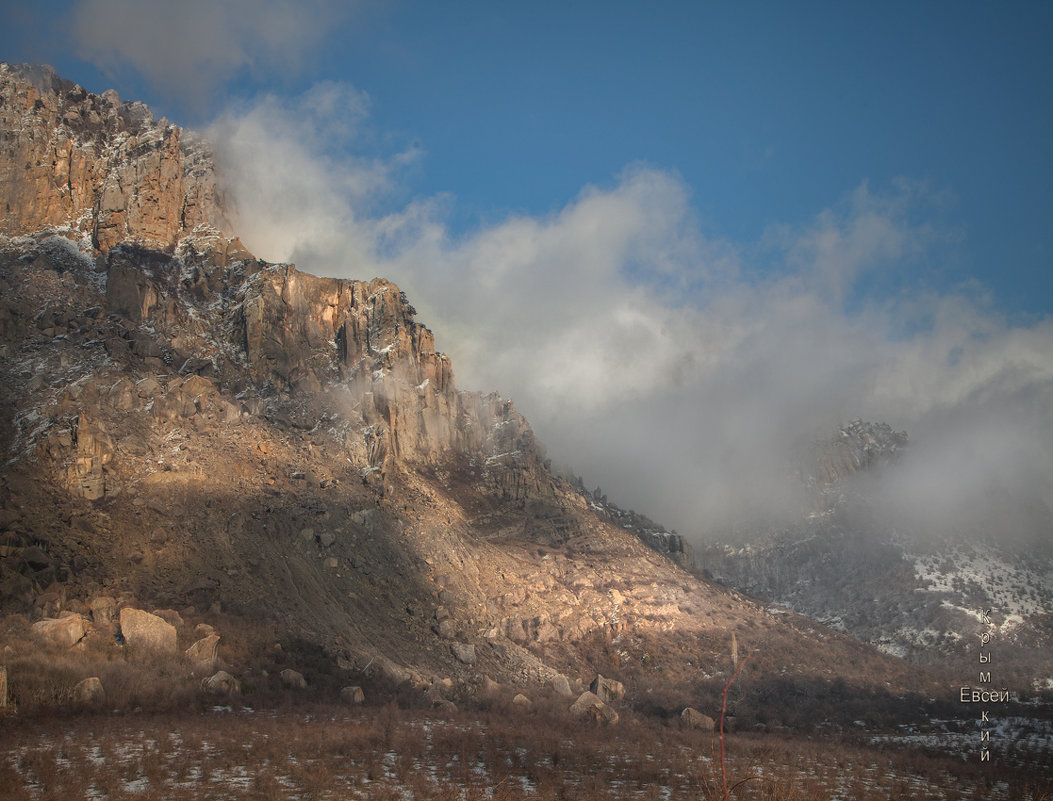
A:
[71,0,348,110]
[212,87,1053,543]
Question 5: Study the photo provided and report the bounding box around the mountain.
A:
[698,420,1053,689]
[0,62,982,734]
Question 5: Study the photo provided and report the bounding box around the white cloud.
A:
[210,88,1053,542]
[71,0,348,109]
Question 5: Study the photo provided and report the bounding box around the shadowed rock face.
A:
[0,65,937,707]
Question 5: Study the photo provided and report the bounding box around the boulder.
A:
[185,634,220,672]
[589,673,625,702]
[0,665,6,708]
[569,691,619,725]
[545,674,574,698]
[73,677,106,706]
[434,619,455,639]
[681,707,715,731]
[475,675,501,700]
[202,670,239,696]
[32,615,87,648]
[90,596,116,626]
[426,677,453,704]
[280,668,307,689]
[512,693,532,709]
[119,607,177,653]
[340,686,365,705]
[450,642,476,665]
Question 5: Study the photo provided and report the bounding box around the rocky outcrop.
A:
[589,674,625,703]
[806,419,907,488]
[0,63,228,250]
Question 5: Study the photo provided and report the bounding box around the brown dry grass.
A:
[0,703,1048,801]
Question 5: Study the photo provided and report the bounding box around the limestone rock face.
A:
[0,63,228,250]
[119,607,177,653]
[66,414,113,501]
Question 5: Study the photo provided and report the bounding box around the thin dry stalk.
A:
[720,647,754,801]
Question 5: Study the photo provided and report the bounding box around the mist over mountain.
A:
[206,86,1053,549]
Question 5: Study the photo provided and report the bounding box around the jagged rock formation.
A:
[0,63,227,251]
[806,419,907,487]
[0,64,941,716]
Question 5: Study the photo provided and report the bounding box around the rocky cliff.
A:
[0,64,940,717]
[0,63,227,251]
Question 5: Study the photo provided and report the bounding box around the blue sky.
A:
[4,1,1051,314]
[3,0,1052,536]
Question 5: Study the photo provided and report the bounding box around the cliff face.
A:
[0,63,227,251]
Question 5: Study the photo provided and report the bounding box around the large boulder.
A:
[280,668,307,689]
[569,691,619,725]
[340,686,365,705]
[90,596,116,626]
[202,670,239,696]
[185,634,220,673]
[0,665,6,708]
[681,707,715,731]
[73,677,106,706]
[119,608,177,654]
[589,674,625,703]
[450,642,476,665]
[32,615,87,648]
[545,674,574,698]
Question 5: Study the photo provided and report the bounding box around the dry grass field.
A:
[2,702,1050,801]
